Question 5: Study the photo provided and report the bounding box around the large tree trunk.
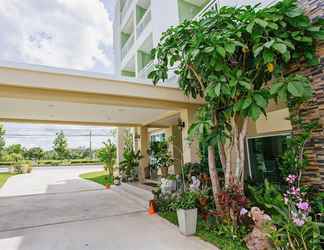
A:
[208,145,221,209]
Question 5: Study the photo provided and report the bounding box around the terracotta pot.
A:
[105,184,111,189]
[198,197,209,208]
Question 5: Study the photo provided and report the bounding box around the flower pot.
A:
[113,179,121,185]
[198,197,209,208]
[105,184,111,189]
[176,208,197,236]
[168,179,177,192]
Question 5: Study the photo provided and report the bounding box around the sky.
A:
[0,0,117,149]
[0,0,116,74]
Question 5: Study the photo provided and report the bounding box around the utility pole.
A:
[89,130,92,159]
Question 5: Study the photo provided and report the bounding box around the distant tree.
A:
[97,140,117,177]
[6,144,26,156]
[0,125,5,160]
[26,147,44,161]
[53,131,69,160]
[70,147,91,159]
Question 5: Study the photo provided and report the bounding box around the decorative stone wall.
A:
[296,0,323,190]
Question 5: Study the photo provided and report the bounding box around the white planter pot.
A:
[176,208,197,236]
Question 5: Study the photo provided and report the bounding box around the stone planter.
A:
[168,179,177,192]
[176,208,197,236]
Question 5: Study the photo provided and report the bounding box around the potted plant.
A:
[148,139,174,178]
[113,176,121,185]
[172,191,198,236]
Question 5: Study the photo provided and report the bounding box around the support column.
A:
[138,126,149,183]
[116,127,127,170]
[171,125,183,175]
[180,108,200,164]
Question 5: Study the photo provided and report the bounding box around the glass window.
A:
[247,134,289,185]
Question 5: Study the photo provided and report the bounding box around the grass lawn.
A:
[0,172,16,188]
[80,171,113,186]
[159,211,248,250]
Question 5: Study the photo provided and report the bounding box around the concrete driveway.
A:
[0,166,216,250]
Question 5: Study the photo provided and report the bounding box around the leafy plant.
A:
[96,139,117,178]
[171,191,198,210]
[280,114,318,185]
[149,0,323,209]
[0,124,5,160]
[248,180,285,215]
[119,148,143,180]
[265,174,324,249]
[148,139,174,177]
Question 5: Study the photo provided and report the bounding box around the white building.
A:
[113,0,218,80]
[113,0,276,80]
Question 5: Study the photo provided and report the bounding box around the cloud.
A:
[0,0,114,73]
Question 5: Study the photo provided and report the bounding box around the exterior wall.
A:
[293,0,324,190]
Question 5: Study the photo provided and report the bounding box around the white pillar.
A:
[116,127,128,169]
[138,126,149,183]
[180,108,200,164]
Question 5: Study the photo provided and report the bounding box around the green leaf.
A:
[216,46,226,58]
[255,18,268,28]
[215,83,221,96]
[249,104,262,120]
[273,43,287,54]
[239,80,251,90]
[286,7,304,18]
[254,94,267,109]
[287,82,302,97]
[246,22,254,33]
[242,97,252,109]
[313,30,324,40]
[204,47,214,53]
[264,40,274,48]
[224,43,236,54]
[254,45,264,56]
[263,50,274,63]
[270,82,284,95]
[267,22,278,30]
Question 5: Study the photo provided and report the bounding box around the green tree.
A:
[0,125,6,160]
[53,131,69,160]
[149,0,323,207]
[6,144,26,156]
[26,147,45,161]
[97,140,117,177]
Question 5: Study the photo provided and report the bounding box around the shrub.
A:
[170,191,198,210]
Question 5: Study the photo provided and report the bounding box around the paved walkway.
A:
[0,166,216,250]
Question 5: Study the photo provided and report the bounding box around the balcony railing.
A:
[136,9,151,39]
[195,0,218,19]
[121,0,132,21]
[121,34,134,59]
[138,61,153,78]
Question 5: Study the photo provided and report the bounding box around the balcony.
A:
[195,0,218,19]
[138,61,153,79]
[136,9,151,39]
[121,0,132,21]
[121,34,134,60]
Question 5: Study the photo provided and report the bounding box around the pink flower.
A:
[240,207,248,216]
[286,174,297,184]
[297,201,310,211]
[293,217,305,226]
[289,186,300,196]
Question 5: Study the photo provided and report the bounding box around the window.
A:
[247,134,289,185]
